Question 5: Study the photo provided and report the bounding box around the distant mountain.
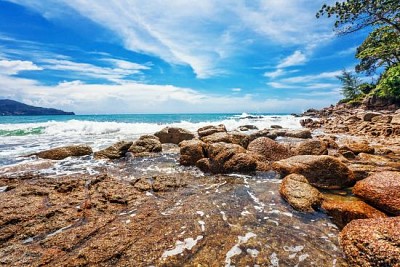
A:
[0,99,75,116]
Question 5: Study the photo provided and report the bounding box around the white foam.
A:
[161,235,203,259]
[225,232,257,267]
[270,252,280,267]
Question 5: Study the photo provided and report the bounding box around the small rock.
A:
[248,137,292,161]
[344,142,374,154]
[248,129,278,141]
[223,153,257,173]
[94,141,132,159]
[293,139,328,155]
[270,125,282,129]
[238,125,258,131]
[128,135,162,154]
[285,129,312,139]
[197,124,226,137]
[279,174,322,212]
[362,112,381,121]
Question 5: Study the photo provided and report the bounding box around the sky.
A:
[0,0,370,114]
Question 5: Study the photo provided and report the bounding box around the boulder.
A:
[279,174,322,212]
[223,153,257,173]
[195,158,211,173]
[197,124,226,137]
[200,132,249,148]
[179,139,206,166]
[247,137,292,161]
[272,155,354,189]
[94,141,132,159]
[33,145,93,160]
[362,112,381,122]
[391,114,400,124]
[339,217,400,267]
[248,129,277,141]
[344,142,374,154]
[206,142,248,173]
[293,139,328,155]
[285,129,312,139]
[321,198,387,229]
[229,131,250,148]
[128,135,162,154]
[353,171,400,215]
[154,127,195,144]
[371,115,392,123]
[238,125,258,131]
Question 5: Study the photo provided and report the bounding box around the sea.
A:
[0,113,303,168]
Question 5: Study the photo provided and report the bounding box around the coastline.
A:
[0,108,399,266]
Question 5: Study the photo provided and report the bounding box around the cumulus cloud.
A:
[0,59,42,75]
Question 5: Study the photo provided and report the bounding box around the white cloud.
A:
[277,51,307,68]
[0,59,42,75]
[280,70,342,83]
[8,0,336,78]
[231,88,242,92]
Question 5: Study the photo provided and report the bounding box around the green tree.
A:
[356,26,400,74]
[375,65,400,98]
[337,70,362,99]
[316,0,400,34]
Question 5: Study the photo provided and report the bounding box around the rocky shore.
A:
[1,105,400,266]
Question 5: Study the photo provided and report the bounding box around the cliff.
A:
[0,99,75,116]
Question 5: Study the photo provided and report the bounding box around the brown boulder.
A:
[128,135,162,154]
[201,132,232,144]
[197,124,226,137]
[353,171,400,215]
[223,153,257,173]
[285,129,312,139]
[293,139,328,155]
[391,114,400,124]
[344,142,374,154]
[279,174,322,212]
[94,141,132,159]
[238,125,258,131]
[321,198,387,229]
[248,129,277,141]
[205,142,250,173]
[371,115,392,123]
[195,158,211,173]
[247,137,292,161]
[154,127,195,144]
[362,112,381,122]
[179,139,206,166]
[229,131,250,148]
[272,155,354,189]
[339,217,400,267]
[33,145,93,160]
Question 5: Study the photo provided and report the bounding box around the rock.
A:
[229,131,250,148]
[223,153,257,173]
[134,175,187,192]
[179,139,206,166]
[339,149,356,159]
[321,198,387,229]
[154,127,195,144]
[371,115,392,123]
[279,174,322,212]
[272,155,354,189]
[293,139,328,155]
[357,153,391,165]
[247,137,292,161]
[200,132,249,148]
[195,158,211,173]
[238,125,258,131]
[33,145,93,160]
[270,125,282,129]
[94,141,132,159]
[339,217,400,267]
[344,142,374,154]
[391,114,400,124]
[248,129,278,141]
[362,112,381,121]
[206,142,247,173]
[128,135,162,154]
[197,124,226,137]
[353,171,400,215]
[285,129,312,139]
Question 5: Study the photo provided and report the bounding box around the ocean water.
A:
[0,113,303,170]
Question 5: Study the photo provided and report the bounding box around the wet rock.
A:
[285,129,312,139]
[272,155,354,189]
[362,112,381,121]
[128,135,162,154]
[353,171,400,215]
[321,198,387,229]
[94,141,133,159]
[154,127,195,144]
[206,142,247,173]
[32,145,93,160]
[247,137,292,161]
[279,174,322,212]
[223,153,257,173]
[197,124,227,137]
[339,217,400,267]
[238,125,258,131]
[270,125,282,129]
[293,139,328,155]
[179,139,206,166]
[248,129,277,141]
[133,175,188,192]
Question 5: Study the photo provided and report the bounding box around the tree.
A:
[356,26,400,74]
[336,70,362,99]
[375,65,400,98]
[316,0,400,34]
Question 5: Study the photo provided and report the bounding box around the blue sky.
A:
[0,0,369,114]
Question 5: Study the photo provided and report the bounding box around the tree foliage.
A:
[376,65,400,98]
[316,0,400,34]
[356,26,400,74]
[336,70,362,99]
